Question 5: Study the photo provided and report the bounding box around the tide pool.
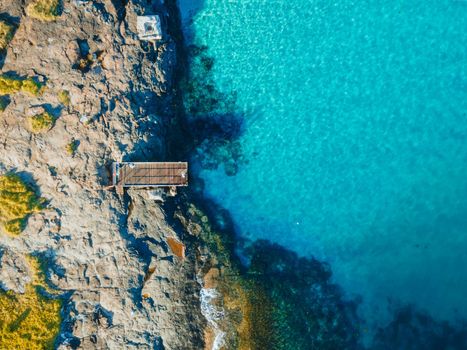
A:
[179,0,467,340]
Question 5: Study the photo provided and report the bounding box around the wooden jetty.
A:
[112,162,188,188]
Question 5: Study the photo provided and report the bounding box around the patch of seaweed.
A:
[168,40,246,176]
[171,199,360,350]
[372,306,467,350]
[242,240,360,350]
[65,139,79,156]
[57,90,70,107]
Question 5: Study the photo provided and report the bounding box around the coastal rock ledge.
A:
[0,0,204,349]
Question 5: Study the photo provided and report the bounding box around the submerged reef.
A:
[219,241,361,350]
[372,306,467,350]
[241,240,360,350]
[167,4,360,348]
[182,45,237,117]
[172,200,360,350]
[0,254,62,349]
[175,195,467,350]
[176,44,245,176]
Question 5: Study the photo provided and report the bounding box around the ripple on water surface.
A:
[181,0,467,334]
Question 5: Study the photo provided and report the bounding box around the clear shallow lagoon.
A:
[180,0,467,337]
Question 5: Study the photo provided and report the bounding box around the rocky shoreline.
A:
[4,2,465,350]
[0,0,206,348]
[0,1,378,348]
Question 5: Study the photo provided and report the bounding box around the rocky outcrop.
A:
[0,0,204,349]
[0,248,32,294]
[127,189,205,349]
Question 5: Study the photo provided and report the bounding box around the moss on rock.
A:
[0,75,43,96]
[21,78,44,96]
[65,140,78,156]
[0,174,44,235]
[26,0,61,22]
[28,112,56,133]
[0,256,62,349]
[57,90,70,106]
[0,20,15,50]
[0,75,22,95]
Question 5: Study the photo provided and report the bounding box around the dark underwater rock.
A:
[243,240,361,350]
[177,43,246,176]
[372,306,467,350]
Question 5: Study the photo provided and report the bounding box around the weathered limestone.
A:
[0,0,204,349]
[0,248,32,294]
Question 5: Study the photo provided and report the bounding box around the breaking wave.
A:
[200,288,225,350]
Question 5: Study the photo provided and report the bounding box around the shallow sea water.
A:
[180,0,467,337]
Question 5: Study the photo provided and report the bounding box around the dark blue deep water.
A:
[179,0,467,345]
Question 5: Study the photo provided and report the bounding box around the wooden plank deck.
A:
[113,162,188,187]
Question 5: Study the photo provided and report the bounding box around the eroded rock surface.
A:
[0,0,203,349]
[0,247,32,294]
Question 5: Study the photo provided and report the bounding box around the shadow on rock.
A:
[0,13,20,70]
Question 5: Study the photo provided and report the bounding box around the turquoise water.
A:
[180,0,467,338]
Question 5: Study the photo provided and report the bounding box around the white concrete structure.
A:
[137,15,163,41]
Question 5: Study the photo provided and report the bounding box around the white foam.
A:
[200,288,226,350]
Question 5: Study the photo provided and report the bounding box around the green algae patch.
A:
[245,241,360,349]
[0,174,45,235]
[0,20,15,50]
[21,78,44,96]
[28,112,56,133]
[0,75,22,95]
[0,75,44,96]
[65,140,78,156]
[0,257,62,349]
[26,0,61,22]
[57,90,70,106]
